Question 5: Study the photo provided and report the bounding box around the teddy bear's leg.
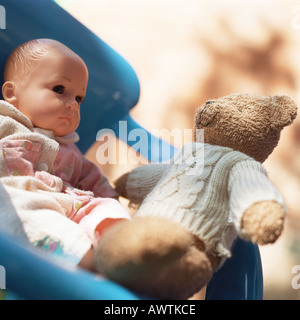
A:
[94,217,213,300]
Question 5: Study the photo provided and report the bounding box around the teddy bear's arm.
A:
[228,160,286,244]
[114,163,170,204]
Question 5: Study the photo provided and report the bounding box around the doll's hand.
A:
[241,200,285,245]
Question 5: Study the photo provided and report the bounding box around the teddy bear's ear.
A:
[270,95,298,130]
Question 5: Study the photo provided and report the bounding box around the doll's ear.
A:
[2,81,18,106]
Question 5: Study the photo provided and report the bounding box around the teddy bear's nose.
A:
[206,100,214,105]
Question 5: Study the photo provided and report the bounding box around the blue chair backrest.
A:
[0,0,263,300]
[0,0,139,153]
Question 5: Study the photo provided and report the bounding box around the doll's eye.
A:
[75,96,84,104]
[53,85,65,94]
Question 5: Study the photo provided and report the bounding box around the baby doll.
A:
[0,39,130,263]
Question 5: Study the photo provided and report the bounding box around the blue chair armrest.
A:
[112,113,177,163]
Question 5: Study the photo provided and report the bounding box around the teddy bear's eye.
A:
[206,100,214,105]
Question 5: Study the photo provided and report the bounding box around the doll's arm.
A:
[228,160,286,244]
[0,139,41,177]
[0,139,63,191]
[114,163,170,204]
[76,153,118,199]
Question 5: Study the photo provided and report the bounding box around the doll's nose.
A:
[66,99,78,111]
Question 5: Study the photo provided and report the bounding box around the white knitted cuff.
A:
[228,160,286,238]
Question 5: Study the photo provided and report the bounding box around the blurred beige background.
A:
[57,0,300,299]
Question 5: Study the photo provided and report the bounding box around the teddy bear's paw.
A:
[94,217,213,300]
[241,200,285,245]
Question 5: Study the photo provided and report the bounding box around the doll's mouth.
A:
[60,115,73,121]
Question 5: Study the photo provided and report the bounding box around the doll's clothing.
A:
[64,187,129,246]
[0,100,129,263]
[53,139,130,245]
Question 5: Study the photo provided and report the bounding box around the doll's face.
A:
[5,47,88,136]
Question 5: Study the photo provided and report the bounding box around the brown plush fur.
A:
[241,200,285,245]
[95,217,213,300]
[193,93,297,245]
[194,94,297,162]
[95,93,297,300]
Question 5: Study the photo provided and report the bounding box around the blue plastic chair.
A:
[0,0,263,300]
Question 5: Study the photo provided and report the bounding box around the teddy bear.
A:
[94,93,298,300]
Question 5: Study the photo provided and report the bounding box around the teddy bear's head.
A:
[194,93,298,162]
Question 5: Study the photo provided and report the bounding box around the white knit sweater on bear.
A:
[126,143,285,264]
